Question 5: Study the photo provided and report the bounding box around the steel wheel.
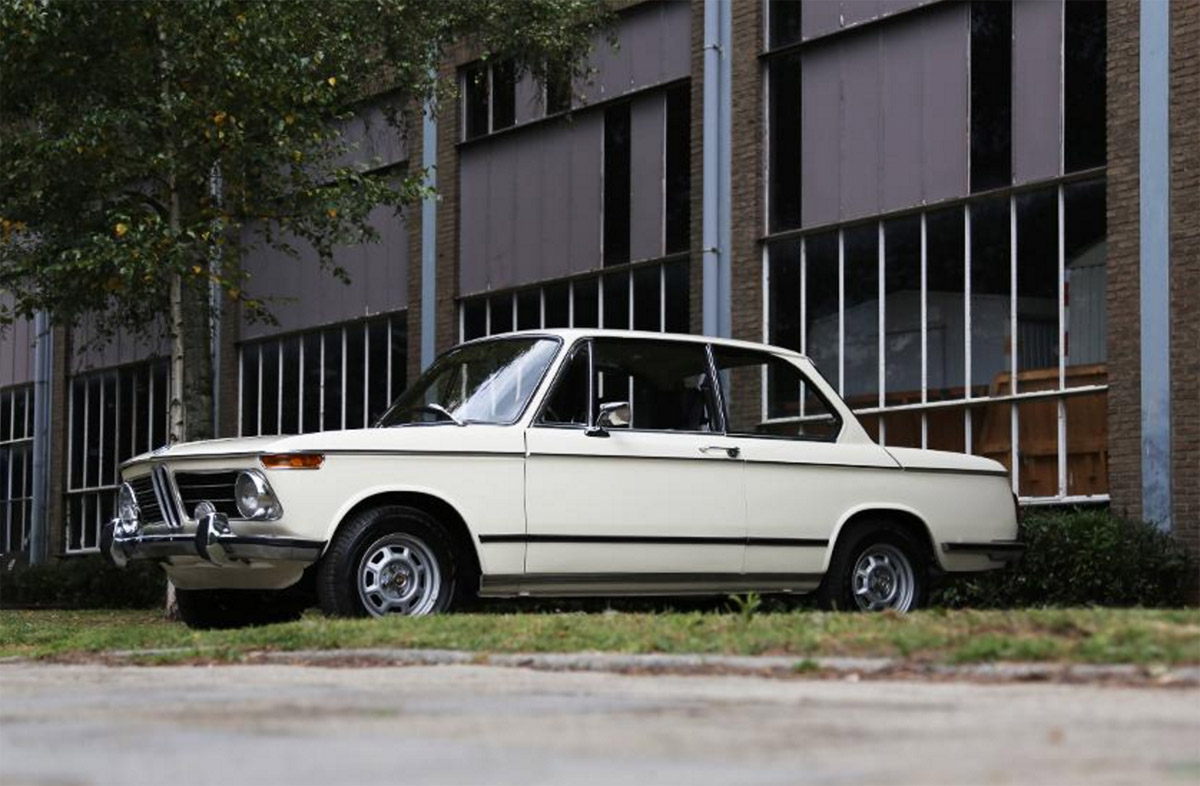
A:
[851,543,917,612]
[356,533,442,617]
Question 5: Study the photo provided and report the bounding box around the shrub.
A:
[933,509,1196,608]
[0,554,166,609]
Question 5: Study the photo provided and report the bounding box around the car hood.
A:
[884,446,1008,476]
[121,424,523,468]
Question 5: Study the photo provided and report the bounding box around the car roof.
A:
[460,328,812,362]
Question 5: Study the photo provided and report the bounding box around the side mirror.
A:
[586,401,630,437]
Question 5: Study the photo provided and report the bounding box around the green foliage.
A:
[0,555,167,610]
[934,510,1196,609]
[0,0,611,337]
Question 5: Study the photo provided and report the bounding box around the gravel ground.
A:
[1,662,1198,786]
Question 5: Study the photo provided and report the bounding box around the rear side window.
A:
[712,347,842,441]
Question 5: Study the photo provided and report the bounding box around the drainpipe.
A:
[702,0,732,338]
[420,88,438,369]
[29,311,52,564]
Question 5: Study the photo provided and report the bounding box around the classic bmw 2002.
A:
[104,330,1022,628]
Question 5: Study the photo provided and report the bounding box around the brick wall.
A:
[1105,0,1142,522]
[1169,0,1200,565]
[406,112,425,384]
[729,0,764,348]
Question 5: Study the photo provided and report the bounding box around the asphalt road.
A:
[1,663,1198,786]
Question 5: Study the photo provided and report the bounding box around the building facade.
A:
[2,0,1197,570]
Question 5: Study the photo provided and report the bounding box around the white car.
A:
[105,329,1022,628]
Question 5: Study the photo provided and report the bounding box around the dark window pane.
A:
[85,377,100,488]
[1064,178,1106,368]
[0,391,10,443]
[663,260,690,334]
[805,232,839,389]
[151,362,167,449]
[633,265,661,331]
[117,369,133,464]
[769,239,802,351]
[69,381,84,488]
[517,289,541,330]
[100,373,116,487]
[603,102,632,266]
[281,337,300,434]
[843,225,879,403]
[603,271,630,330]
[768,0,803,49]
[714,347,841,441]
[884,215,921,405]
[769,52,803,232]
[390,316,408,404]
[926,207,967,401]
[592,339,716,432]
[463,63,489,140]
[301,332,321,433]
[133,364,150,453]
[970,197,1012,392]
[1064,1,1106,172]
[260,341,280,435]
[539,344,589,426]
[573,277,599,328]
[345,323,365,428]
[545,62,572,115]
[323,328,343,431]
[491,60,516,131]
[970,0,1012,191]
[665,84,691,254]
[1015,189,1059,387]
[544,282,570,328]
[368,319,390,425]
[463,299,487,340]
[240,344,259,436]
[12,388,26,439]
[490,293,513,335]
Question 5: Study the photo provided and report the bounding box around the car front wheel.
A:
[317,505,459,618]
[818,525,927,613]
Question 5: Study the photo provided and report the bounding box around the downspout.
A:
[703,0,732,337]
[29,311,52,564]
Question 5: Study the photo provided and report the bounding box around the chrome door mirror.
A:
[586,400,630,437]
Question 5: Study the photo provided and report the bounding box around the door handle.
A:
[699,445,740,459]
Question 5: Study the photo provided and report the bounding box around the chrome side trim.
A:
[479,572,823,597]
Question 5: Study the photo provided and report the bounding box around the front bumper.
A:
[102,511,323,569]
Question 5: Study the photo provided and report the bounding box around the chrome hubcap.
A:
[852,544,916,612]
[357,533,441,617]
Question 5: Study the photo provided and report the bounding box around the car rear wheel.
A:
[817,524,927,613]
[317,504,459,618]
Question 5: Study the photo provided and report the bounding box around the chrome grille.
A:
[128,475,162,523]
[174,471,241,520]
[128,466,182,528]
[152,465,182,528]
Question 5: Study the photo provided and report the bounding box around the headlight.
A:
[117,482,139,533]
[235,471,282,521]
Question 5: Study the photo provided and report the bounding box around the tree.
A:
[1,0,610,442]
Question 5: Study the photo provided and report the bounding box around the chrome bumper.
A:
[102,511,323,568]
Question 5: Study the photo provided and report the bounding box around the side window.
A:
[592,339,717,433]
[539,344,589,426]
[712,347,842,442]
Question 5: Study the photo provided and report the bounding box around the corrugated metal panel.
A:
[540,129,572,281]
[802,0,842,41]
[799,0,932,43]
[68,317,169,373]
[486,140,518,291]
[459,146,491,295]
[567,112,604,275]
[579,0,690,103]
[880,12,924,212]
[801,44,842,227]
[240,204,409,340]
[514,134,544,281]
[0,308,34,387]
[920,1,969,204]
[1013,0,1062,184]
[335,98,407,172]
[842,0,882,27]
[629,92,666,262]
[514,73,543,126]
[839,32,882,222]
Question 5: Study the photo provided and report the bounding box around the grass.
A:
[1,606,1198,666]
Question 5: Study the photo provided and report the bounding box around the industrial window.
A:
[64,360,170,554]
[763,177,1108,503]
[0,385,33,555]
[767,51,802,233]
[970,0,1012,192]
[767,0,803,50]
[462,60,517,141]
[239,312,407,437]
[460,259,690,342]
[545,62,572,115]
[1064,0,1106,173]
[603,102,632,266]
[664,84,691,255]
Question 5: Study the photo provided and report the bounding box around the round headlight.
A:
[117,483,139,531]
[235,471,279,520]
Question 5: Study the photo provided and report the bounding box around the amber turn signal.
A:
[260,453,325,470]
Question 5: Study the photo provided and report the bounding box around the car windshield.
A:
[377,337,560,427]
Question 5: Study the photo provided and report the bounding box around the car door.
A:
[523,338,747,588]
[710,346,899,578]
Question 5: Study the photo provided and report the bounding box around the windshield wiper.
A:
[402,403,466,427]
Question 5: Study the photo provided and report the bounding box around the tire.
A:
[817,522,928,613]
[175,587,308,630]
[317,504,460,618]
